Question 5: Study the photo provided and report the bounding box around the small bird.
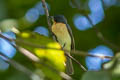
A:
[50,15,75,75]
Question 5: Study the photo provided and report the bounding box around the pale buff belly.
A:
[52,23,71,51]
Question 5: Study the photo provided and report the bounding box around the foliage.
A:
[0,0,120,80]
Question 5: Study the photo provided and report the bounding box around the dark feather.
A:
[52,32,59,42]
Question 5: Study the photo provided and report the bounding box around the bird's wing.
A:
[52,32,59,42]
[66,24,75,50]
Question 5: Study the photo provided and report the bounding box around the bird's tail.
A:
[66,54,74,75]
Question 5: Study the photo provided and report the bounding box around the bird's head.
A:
[49,15,67,24]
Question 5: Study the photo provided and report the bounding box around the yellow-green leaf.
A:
[16,32,66,80]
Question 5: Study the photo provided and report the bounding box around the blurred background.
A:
[0,0,120,80]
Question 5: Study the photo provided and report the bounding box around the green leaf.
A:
[16,32,66,80]
[82,71,111,80]
[103,52,120,76]
[0,19,18,32]
[6,71,30,80]
[17,18,33,31]
[103,59,115,70]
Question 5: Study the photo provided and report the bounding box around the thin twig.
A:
[72,50,113,59]
[72,0,120,50]
[15,38,114,59]
[16,46,40,62]
[16,38,113,59]
[41,0,52,32]
[0,53,41,80]
[101,0,105,12]
[65,53,87,71]
[85,15,120,50]
[0,34,40,62]
[0,33,13,41]
[41,0,56,40]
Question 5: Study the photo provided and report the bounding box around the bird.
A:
[50,15,75,75]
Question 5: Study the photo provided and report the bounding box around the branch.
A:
[65,53,87,71]
[41,0,52,33]
[71,50,113,59]
[101,0,105,12]
[0,34,40,62]
[0,33,113,60]
[15,37,113,71]
[16,46,40,62]
[0,53,41,80]
[16,38,113,59]
[72,0,120,50]
[17,46,72,80]
[85,15,120,50]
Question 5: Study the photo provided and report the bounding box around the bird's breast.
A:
[52,23,71,50]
